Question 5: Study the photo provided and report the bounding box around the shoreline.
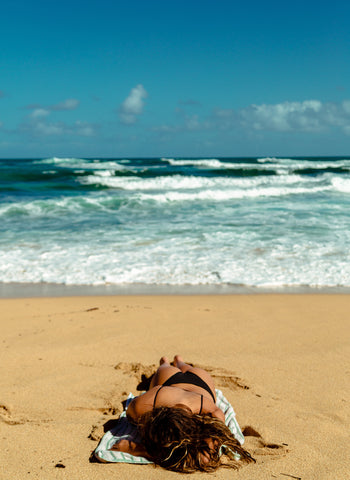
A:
[2,281,350,298]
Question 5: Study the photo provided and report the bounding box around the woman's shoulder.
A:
[126,388,159,421]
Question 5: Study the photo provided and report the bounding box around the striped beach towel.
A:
[94,389,244,464]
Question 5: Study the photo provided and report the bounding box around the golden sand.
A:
[1,295,349,479]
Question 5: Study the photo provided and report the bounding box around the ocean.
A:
[1,156,350,294]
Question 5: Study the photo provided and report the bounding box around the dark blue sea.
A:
[1,156,350,291]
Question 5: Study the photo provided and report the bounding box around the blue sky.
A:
[1,0,350,158]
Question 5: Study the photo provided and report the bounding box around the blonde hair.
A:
[138,406,255,473]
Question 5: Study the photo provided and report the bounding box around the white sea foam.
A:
[137,185,332,203]
[331,176,350,193]
[163,158,224,168]
[2,156,350,289]
[258,156,350,169]
[35,157,129,171]
[79,173,333,203]
[163,157,289,171]
[2,234,350,287]
[0,195,117,217]
[78,171,319,192]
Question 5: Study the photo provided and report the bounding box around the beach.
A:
[1,293,349,480]
[2,0,350,475]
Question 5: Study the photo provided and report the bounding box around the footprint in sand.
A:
[114,362,156,378]
[0,404,26,425]
[198,364,250,390]
[70,404,122,416]
[242,426,288,458]
[89,423,105,442]
[114,362,157,390]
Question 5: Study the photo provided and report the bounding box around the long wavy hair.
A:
[138,406,255,473]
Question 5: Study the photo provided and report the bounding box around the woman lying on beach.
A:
[112,355,254,472]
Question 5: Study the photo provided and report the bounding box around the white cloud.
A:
[184,114,200,130]
[152,114,207,134]
[341,100,350,114]
[20,99,94,137]
[239,100,323,132]
[24,99,80,112]
[50,98,80,111]
[30,108,50,119]
[152,99,350,138]
[211,100,350,135]
[73,121,95,137]
[119,84,148,124]
[22,117,96,137]
[214,108,235,118]
[34,121,64,135]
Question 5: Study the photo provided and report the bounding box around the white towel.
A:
[94,388,244,464]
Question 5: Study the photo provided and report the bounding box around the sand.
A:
[0,294,349,480]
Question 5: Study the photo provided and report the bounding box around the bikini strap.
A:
[199,394,203,414]
[153,385,164,408]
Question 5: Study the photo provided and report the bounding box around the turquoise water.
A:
[1,156,350,288]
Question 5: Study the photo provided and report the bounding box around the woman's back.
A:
[126,358,225,423]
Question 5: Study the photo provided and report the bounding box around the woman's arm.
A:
[110,438,150,458]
